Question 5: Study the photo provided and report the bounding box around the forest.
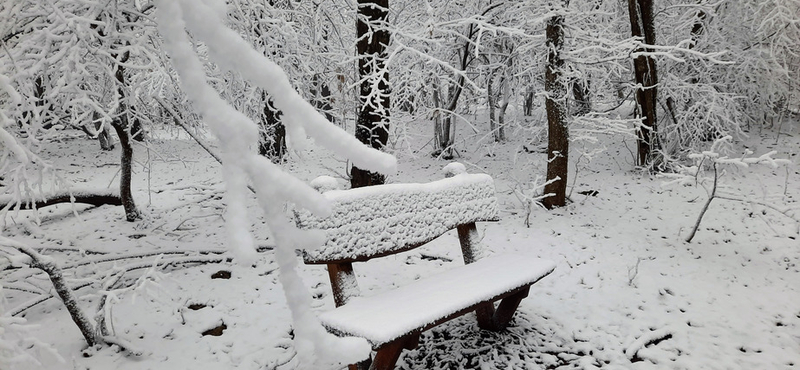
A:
[1,0,798,369]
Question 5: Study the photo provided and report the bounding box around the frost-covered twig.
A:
[685,162,717,243]
[155,96,224,165]
[510,175,558,227]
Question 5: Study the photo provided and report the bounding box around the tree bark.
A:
[542,7,569,210]
[628,0,659,166]
[487,72,498,141]
[571,79,591,116]
[111,121,140,222]
[112,53,141,221]
[351,0,390,188]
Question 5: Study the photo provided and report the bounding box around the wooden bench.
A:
[295,165,556,370]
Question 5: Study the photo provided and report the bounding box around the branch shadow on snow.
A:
[397,311,599,369]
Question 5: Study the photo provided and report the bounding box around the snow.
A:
[1,118,798,369]
[319,254,555,347]
[442,162,467,177]
[310,176,341,192]
[296,173,499,263]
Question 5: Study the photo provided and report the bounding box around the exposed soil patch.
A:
[211,270,231,279]
[202,323,227,337]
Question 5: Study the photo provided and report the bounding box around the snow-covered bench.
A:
[295,165,556,370]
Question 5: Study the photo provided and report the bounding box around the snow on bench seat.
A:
[296,173,499,264]
[318,253,556,347]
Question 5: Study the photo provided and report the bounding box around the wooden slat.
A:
[319,254,556,347]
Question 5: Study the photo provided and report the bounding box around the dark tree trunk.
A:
[111,120,140,222]
[112,62,140,222]
[628,0,659,166]
[690,10,707,49]
[523,89,534,116]
[571,80,591,116]
[542,8,569,210]
[311,75,336,124]
[433,34,470,159]
[487,72,498,141]
[258,94,287,162]
[351,0,390,188]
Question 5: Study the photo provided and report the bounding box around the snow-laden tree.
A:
[657,0,799,156]
[0,0,168,220]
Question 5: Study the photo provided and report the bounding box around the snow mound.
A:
[296,173,499,263]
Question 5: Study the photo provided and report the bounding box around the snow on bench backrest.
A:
[296,173,499,264]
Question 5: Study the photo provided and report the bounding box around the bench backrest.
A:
[296,173,498,264]
[295,169,499,307]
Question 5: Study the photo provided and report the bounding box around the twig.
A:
[686,163,717,243]
[155,97,223,165]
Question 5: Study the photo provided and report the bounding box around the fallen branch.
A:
[0,190,122,211]
[625,328,674,361]
[0,237,101,347]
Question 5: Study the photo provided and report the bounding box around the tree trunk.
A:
[487,72,498,141]
[628,0,659,167]
[258,93,287,162]
[351,0,390,188]
[112,62,141,222]
[497,65,511,141]
[571,80,591,116]
[111,121,140,222]
[542,6,569,210]
[311,74,336,124]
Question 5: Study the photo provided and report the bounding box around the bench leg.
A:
[475,286,530,331]
[492,286,529,330]
[475,302,497,331]
[367,333,420,370]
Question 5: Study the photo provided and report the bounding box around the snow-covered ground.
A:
[2,115,799,370]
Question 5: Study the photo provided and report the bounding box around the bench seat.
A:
[319,253,556,347]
